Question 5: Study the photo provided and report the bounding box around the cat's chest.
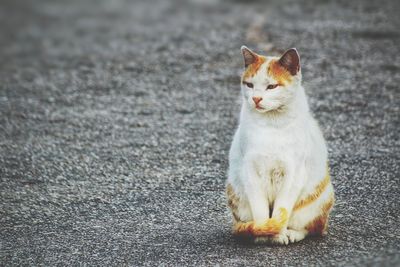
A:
[242,124,305,158]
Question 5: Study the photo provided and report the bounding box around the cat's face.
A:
[240,46,301,113]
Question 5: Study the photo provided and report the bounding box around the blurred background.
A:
[1,0,399,265]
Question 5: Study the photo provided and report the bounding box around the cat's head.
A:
[240,46,301,114]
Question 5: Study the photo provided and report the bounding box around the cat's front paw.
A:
[286,229,307,244]
[254,232,289,245]
[269,231,289,245]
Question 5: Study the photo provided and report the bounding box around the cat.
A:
[226,46,335,245]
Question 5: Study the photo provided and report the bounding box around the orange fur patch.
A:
[306,194,335,236]
[293,170,331,211]
[243,56,266,80]
[233,221,254,236]
[226,183,241,222]
[233,208,288,237]
[252,208,288,236]
[267,59,292,85]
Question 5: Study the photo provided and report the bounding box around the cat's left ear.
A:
[241,46,259,68]
[278,48,300,75]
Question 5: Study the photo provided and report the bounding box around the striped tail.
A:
[233,208,288,237]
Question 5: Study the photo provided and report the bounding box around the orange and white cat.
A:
[226,46,334,245]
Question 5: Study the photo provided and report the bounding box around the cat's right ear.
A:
[241,46,258,68]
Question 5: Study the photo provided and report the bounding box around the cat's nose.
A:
[252,96,262,105]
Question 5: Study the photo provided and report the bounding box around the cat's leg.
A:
[226,182,260,237]
[227,151,256,236]
[242,158,269,224]
[288,176,335,241]
[233,157,270,235]
[226,183,252,224]
[254,161,307,244]
[271,163,307,244]
[286,196,334,243]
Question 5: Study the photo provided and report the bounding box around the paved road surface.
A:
[1,0,399,265]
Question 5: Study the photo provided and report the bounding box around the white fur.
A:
[227,55,333,245]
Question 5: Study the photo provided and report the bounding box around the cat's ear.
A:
[241,46,258,68]
[278,48,300,75]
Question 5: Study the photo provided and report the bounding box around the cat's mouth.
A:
[255,105,265,111]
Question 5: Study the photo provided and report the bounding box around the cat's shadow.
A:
[195,228,327,249]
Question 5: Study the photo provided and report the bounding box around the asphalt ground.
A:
[1,0,399,266]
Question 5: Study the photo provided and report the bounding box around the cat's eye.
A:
[243,82,254,88]
[266,84,279,90]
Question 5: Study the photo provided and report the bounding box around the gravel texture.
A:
[1,0,399,266]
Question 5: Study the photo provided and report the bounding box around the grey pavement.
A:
[0,0,399,266]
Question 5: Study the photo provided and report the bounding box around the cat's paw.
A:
[254,232,289,245]
[268,232,289,245]
[286,229,307,244]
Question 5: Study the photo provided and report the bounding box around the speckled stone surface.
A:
[1,0,399,265]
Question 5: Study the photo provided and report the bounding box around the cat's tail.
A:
[251,217,285,236]
[234,208,288,236]
[234,219,282,236]
[233,218,282,236]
